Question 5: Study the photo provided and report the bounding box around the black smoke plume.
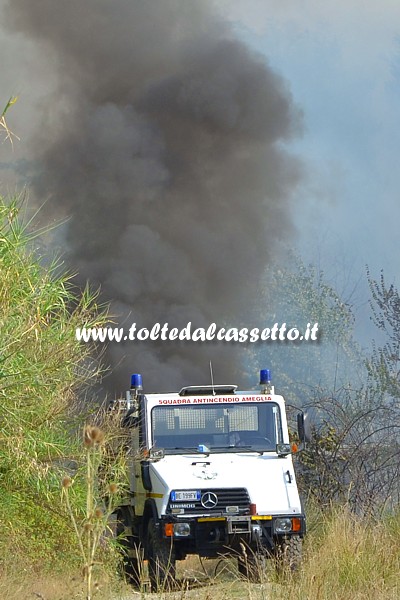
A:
[4,0,303,392]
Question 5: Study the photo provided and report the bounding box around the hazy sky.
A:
[215,0,400,299]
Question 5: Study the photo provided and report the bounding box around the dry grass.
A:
[4,504,400,599]
[1,96,19,146]
[274,504,400,600]
[0,567,127,600]
[4,506,398,600]
[0,558,272,600]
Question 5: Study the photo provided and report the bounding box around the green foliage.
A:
[297,421,346,506]
[367,269,400,400]
[251,254,362,405]
[265,255,354,341]
[0,196,108,568]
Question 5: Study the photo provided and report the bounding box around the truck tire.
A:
[146,518,176,592]
[238,551,266,583]
[116,508,142,587]
[274,536,302,575]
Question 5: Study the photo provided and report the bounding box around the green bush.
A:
[0,196,107,570]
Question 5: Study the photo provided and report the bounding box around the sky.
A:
[1,0,399,387]
[214,0,400,314]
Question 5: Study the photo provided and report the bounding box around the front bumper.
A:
[160,513,306,556]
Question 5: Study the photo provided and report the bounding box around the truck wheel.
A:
[146,518,176,592]
[116,508,142,587]
[238,552,266,583]
[274,536,302,575]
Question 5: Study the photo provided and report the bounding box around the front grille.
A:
[167,487,250,515]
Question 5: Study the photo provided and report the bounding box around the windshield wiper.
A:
[211,445,252,449]
[209,445,266,454]
[164,446,208,453]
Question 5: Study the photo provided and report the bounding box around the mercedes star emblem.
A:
[201,491,218,509]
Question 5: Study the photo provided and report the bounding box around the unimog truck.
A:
[113,370,308,591]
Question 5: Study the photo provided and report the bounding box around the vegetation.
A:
[62,424,128,600]
[251,254,363,406]
[367,268,400,401]
[275,503,400,600]
[0,196,108,571]
[0,503,399,599]
[1,96,19,146]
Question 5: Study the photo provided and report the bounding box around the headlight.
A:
[173,522,191,537]
[274,517,292,533]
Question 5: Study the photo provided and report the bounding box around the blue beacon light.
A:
[259,369,271,385]
[127,374,142,411]
[131,373,143,390]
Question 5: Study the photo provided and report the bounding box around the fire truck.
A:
[114,370,308,591]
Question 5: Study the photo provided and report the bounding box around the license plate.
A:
[171,490,200,502]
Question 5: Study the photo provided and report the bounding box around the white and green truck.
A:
[114,370,308,590]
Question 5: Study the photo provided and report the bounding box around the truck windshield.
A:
[151,402,283,453]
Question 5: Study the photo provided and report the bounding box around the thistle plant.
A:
[62,425,120,600]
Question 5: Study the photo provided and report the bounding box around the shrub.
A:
[0,196,107,570]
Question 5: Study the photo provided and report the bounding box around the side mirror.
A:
[297,411,312,444]
[149,447,165,460]
[276,443,292,457]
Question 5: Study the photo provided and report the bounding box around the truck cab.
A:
[115,370,306,591]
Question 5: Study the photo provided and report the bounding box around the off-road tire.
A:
[274,536,302,575]
[146,518,176,592]
[238,551,266,583]
[116,508,142,587]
